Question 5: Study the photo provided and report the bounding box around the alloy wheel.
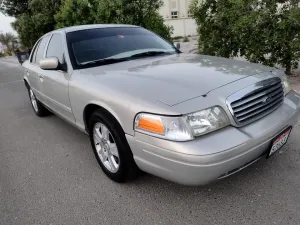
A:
[29,89,38,112]
[93,122,120,173]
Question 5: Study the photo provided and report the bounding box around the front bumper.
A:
[126,91,300,186]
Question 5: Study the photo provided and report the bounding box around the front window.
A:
[46,34,64,64]
[66,27,177,69]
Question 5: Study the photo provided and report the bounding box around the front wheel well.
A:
[83,104,122,134]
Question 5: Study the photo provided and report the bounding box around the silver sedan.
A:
[22,24,300,186]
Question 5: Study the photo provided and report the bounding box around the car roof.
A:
[51,24,139,34]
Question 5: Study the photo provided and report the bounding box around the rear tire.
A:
[88,109,139,183]
[27,86,50,117]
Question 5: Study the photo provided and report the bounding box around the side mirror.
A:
[39,57,59,70]
[174,42,180,50]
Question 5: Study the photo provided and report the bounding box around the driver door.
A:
[39,33,75,123]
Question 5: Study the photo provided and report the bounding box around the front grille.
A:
[227,77,284,126]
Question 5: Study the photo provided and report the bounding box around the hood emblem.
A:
[262,96,271,104]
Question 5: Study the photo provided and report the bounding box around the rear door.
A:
[25,35,50,101]
[40,33,75,123]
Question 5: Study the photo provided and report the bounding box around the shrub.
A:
[190,0,300,75]
[183,36,189,42]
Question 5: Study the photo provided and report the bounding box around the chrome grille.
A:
[226,77,284,126]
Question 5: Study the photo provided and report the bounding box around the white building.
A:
[159,0,197,37]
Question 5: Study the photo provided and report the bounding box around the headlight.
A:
[282,76,291,95]
[184,106,230,136]
[134,113,194,141]
[134,106,230,141]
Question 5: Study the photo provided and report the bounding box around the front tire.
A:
[27,87,50,117]
[88,110,138,183]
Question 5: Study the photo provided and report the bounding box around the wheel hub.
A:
[101,141,110,157]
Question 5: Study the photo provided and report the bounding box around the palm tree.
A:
[0,32,17,55]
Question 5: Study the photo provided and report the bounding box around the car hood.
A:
[80,54,275,106]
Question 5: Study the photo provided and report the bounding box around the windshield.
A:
[66,27,177,68]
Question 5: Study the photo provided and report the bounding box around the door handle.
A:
[38,74,44,82]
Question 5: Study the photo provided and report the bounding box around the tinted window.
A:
[46,34,64,64]
[67,27,176,69]
[30,40,41,63]
[35,35,50,63]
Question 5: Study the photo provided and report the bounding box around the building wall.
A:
[159,0,197,37]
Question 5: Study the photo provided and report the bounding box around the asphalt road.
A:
[1,57,300,225]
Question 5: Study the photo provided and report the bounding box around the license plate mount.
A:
[267,127,292,158]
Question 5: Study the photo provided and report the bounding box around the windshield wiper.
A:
[80,57,129,66]
[129,51,174,59]
[80,51,174,66]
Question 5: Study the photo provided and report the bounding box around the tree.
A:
[2,0,173,48]
[190,0,300,75]
[2,0,62,48]
[0,32,17,55]
[55,0,97,28]
[55,0,173,41]
[95,0,173,41]
[0,0,29,17]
